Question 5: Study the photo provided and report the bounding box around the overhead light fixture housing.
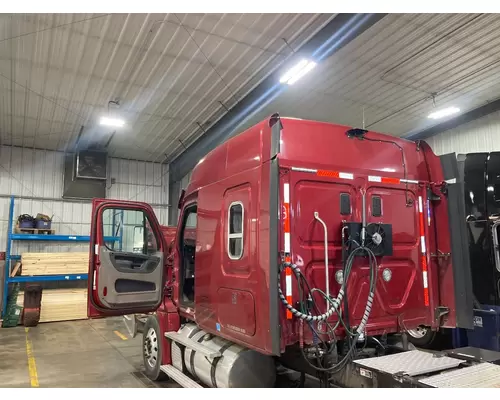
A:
[280,59,317,85]
[427,107,460,120]
[100,117,125,128]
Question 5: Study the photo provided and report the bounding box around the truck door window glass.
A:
[372,196,382,217]
[180,205,197,304]
[102,208,158,254]
[185,212,197,228]
[228,202,244,259]
[340,193,351,215]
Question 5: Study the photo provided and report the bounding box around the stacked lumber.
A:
[17,289,87,323]
[21,252,88,276]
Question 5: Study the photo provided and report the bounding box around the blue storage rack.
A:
[2,195,121,318]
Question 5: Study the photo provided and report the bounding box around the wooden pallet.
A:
[21,252,88,275]
[17,289,87,323]
[15,227,55,235]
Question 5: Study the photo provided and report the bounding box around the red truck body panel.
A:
[87,115,469,360]
[172,117,462,355]
[160,226,177,246]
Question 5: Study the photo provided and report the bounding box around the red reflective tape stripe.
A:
[283,203,290,233]
[283,183,291,253]
[317,170,340,178]
[418,196,430,306]
[418,196,426,244]
[381,177,400,184]
[317,170,354,180]
[294,167,414,184]
[422,255,429,306]
[421,255,428,274]
[370,175,402,184]
[423,289,430,307]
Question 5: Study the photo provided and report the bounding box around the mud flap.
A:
[440,153,474,329]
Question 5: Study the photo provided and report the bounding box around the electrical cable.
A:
[341,224,352,349]
[279,244,378,373]
[361,135,412,206]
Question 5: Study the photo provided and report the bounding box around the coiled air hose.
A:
[278,246,377,332]
[278,262,340,322]
[277,244,378,372]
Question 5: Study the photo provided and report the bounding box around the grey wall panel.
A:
[426,111,500,155]
[0,145,169,253]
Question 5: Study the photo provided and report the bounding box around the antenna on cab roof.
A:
[345,128,368,138]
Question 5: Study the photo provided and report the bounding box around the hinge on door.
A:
[435,306,449,323]
[430,250,451,260]
[167,254,175,266]
[431,181,449,197]
[427,186,441,202]
[164,284,173,298]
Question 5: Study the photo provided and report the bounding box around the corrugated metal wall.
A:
[0,145,169,255]
[426,111,500,155]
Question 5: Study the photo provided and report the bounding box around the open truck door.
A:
[87,199,166,318]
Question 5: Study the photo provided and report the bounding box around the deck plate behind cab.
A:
[419,362,500,388]
[354,350,464,376]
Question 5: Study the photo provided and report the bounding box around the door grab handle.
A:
[314,211,330,311]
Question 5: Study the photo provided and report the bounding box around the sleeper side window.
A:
[228,202,244,259]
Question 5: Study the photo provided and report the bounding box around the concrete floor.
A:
[0,316,321,388]
[0,317,179,388]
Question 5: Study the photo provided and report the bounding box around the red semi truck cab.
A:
[86,114,474,387]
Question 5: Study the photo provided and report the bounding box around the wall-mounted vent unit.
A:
[62,151,107,200]
[75,150,107,180]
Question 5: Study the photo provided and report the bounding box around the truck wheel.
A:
[143,316,167,381]
[407,325,436,348]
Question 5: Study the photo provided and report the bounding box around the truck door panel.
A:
[175,204,198,308]
[366,187,418,246]
[294,181,355,246]
[96,248,162,307]
[88,199,165,318]
[214,183,257,337]
[289,170,430,334]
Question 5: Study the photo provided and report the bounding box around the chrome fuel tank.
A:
[171,323,275,388]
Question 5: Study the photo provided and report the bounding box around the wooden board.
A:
[21,252,89,275]
[17,288,87,323]
[10,262,21,277]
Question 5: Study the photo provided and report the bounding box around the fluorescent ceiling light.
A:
[100,117,125,127]
[280,59,317,85]
[427,107,460,120]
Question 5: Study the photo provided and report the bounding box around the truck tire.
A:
[142,315,167,381]
[407,326,437,348]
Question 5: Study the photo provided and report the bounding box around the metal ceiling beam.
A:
[167,13,387,222]
[405,99,500,141]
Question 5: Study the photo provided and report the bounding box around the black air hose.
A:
[280,245,378,373]
[278,245,377,333]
